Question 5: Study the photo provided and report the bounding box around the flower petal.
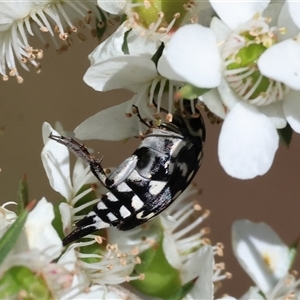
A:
[210,0,270,30]
[84,55,157,92]
[158,24,221,88]
[218,102,279,179]
[183,245,214,300]
[41,122,72,199]
[97,0,126,15]
[59,202,72,234]
[258,39,300,90]
[277,2,299,41]
[74,100,140,141]
[282,90,300,133]
[258,102,287,129]
[201,88,226,119]
[286,1,300,31]
[210,17,231,48]
[217,77,240,110]
[232,220,290,294]
[25,197,63,260]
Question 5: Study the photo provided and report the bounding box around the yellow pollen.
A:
[135,256,142,264]
[166,113,173,122]
[130,246,140,255]
[193,203,201,211]
[158,11,164,18]
[203,209,211,218]
[139,273,145,280]
[9,68,16,76]
[59,32,68,40]
[98,21,105,29]
[262,253,274,271]
[215,262,225,270]
[40,26,49,32]
[95,235,104,244]
[265,17,271,24]
[190,15,198,23]
[202,237,211,244]
[201,227,211,235]
[279,27,287,34]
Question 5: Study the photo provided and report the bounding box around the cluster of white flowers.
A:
[0,0,300,299]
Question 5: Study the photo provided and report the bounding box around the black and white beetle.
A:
[49,100,205,245]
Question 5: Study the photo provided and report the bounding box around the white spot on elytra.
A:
[131,195,144,211]
[116,182,132,193]
[120,205,131,218]
[149,181,166,195]
[107,212,118,222]
[187,170,195,182]
[97,201,107,210]
[107,193,118,202]
[136,211,155,220]
[177,162,188,176]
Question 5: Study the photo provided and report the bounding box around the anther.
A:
[40,26,49,32]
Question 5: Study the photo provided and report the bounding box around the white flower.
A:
[0,0,99,82]
[78,23,184,141]
[232,220,300,298]
[41,122,99,236]
[24,197,62,260]
[0,198,63,277]
[257,2,300,134]
[209,1,297,179]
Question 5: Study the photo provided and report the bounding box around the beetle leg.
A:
[49,133,107,185]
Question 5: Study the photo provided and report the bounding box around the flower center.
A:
[125,0,201,40]
[222,15,289,106]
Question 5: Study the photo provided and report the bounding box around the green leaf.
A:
[278,123,293,148]
[289,236,299,268]
[176,84,210,100]
[0,201,36,265]
[165,277,197,300]
[130,236,181,298]
[17,174,29,214]
[122,29,132,54]
[0,266,51,300]
[151,43,164,66]
[52,203,64,240]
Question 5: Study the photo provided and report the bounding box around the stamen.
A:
[148,12,164,34]
[70,187,93,207]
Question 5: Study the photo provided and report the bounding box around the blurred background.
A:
[0,32,299,297]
